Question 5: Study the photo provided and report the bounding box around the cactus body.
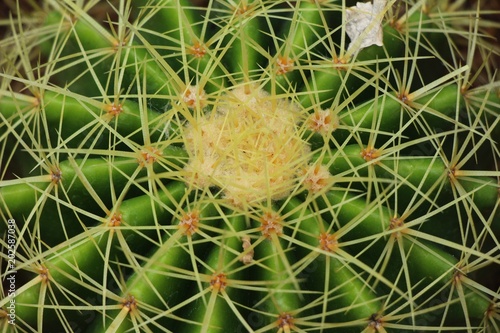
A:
[1,0,499,332]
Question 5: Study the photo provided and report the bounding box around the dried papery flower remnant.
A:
[183,85,310,206]
[345,0,386,52]
[240,236,254,264]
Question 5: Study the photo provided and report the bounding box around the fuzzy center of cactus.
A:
[183,85,310,206]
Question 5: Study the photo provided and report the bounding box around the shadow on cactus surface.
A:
[0,0,499,332]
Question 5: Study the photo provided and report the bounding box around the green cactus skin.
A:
[1,0,499,332]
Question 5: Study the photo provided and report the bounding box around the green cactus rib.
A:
[132,0,202,58]
[299,21,404,110]
[39,1,410,109]
[264,0,352,97]
[1,0,499,332]
[42,11,179,104]
[337,83,464,135]
[297,7,443,110]
[284,1,334,60]
[10,180,187,328]
[282,197,382,328]
[0,90,169,149]
[0,146,187,227]
[316,189,494,320]
[85,200,219,332]
[179,215,249,333]
[254,220,303,332]
[42,4,228,105]
[321,144,498,211]
[0,157,140,229]
[132,0,229,94]
[225,3,264,77]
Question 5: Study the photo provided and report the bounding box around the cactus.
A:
[1,0,499,332]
